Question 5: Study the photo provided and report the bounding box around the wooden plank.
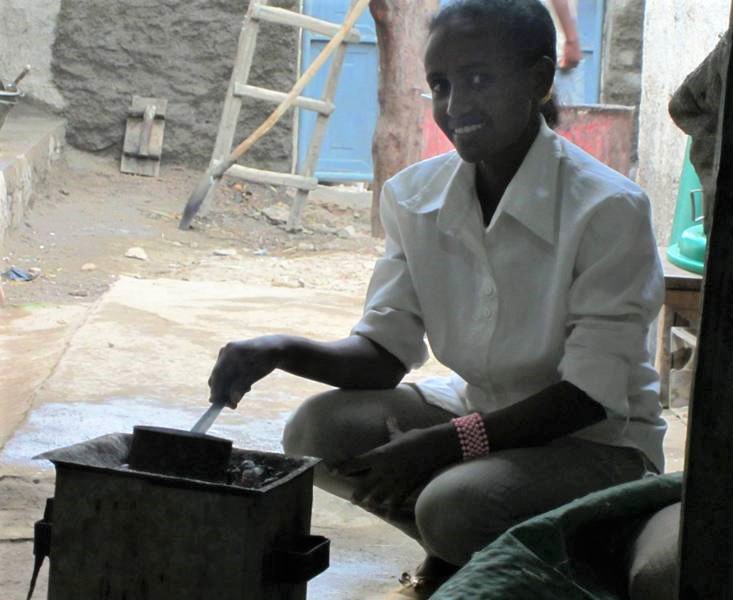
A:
[233,83,335,115]
[120,155,160,177]
[122,118,165,158]
[671,326,698,349]
[129,96,167,118]
[226,164,318,190]
[197,5,262,217]
[252,5,361,43]
[660,246,704,291]
[678,11,733,599]
[664,289,702,311]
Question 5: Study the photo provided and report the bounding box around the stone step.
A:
[0,102,65,247]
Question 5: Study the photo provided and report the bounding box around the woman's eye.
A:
[430,79,449,96]
[470,73,489,88]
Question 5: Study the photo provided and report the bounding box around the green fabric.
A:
[433,472,683,600]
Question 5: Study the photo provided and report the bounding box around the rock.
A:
[272,276,305,289]
[374,243,386,255]
[125,247,149,261]
[213,248,237,257]
[69,290,89,297]
[297,242,316,251]
[254,248,269,256]
[261,203,290,225]
[81,262,97,271]
[337,225,357,239]
[28,267,42,279]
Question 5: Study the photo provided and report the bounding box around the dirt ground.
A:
[1,148,383,307]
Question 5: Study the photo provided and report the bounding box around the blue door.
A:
[554,0,605,105]
[298,0,378,183]
[298,0,605,182]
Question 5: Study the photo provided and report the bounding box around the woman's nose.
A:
[446,87,469,118]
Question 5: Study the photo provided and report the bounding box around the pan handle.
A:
[264,535,330,584]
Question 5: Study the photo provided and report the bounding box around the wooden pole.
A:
[678,8,733,599]
[369,0,438,238]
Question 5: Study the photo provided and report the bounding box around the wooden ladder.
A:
[201,0,363,231]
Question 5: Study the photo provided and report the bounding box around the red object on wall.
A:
[421,100,636,177]
[421,99,454,159]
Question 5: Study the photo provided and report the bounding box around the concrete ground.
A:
[1,276,453,600]
[0,113,689,599]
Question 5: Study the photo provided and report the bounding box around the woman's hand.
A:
[208,336,285,408]
[559,38,582,71]
[337,418,461,513]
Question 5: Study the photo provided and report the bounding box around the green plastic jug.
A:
[667,138,706,274]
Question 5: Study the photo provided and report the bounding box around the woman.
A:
[208,0,665,591]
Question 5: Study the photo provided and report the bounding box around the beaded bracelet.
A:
[451,412,490,461]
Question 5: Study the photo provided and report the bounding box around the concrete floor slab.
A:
[0,276,447,598]
[0,274,688,598]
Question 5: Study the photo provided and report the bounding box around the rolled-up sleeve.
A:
[558,193,664,416]
[351,184,429,370]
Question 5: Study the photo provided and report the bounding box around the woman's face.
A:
[424,19,551,165]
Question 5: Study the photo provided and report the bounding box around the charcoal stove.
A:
[29,427,329,600]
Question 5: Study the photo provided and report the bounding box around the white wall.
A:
[637,1,729,245]
[0,0,63,109]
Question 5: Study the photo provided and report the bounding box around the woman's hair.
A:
[429,0,560,128]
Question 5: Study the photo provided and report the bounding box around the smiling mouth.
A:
[453,123,485,135]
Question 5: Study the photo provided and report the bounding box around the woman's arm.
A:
[208,334,407,407]
[423,381,606,466]
[549,0,582,71]
[339,381,605,508]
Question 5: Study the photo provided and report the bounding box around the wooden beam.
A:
[678,7,733,598]
[252,5,361,43]
[233,83,335,115]
[225,164,318,190]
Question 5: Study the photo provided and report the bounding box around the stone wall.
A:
[637,1,729,245]
[600,0,644,168]
[0,0,64,110]
[1,0,300,170]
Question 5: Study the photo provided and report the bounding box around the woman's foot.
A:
[398,555,459,598]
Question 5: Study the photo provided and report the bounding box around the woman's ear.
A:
[532,56,556,102]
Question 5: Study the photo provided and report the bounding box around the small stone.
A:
[272,276,305,289]
[254,248,269,256]
[213,248,237,257]
[28,267,42,278]
[374,243,386,254]
[337,225,357,239]
[108,342,115,348]
[60,189,70,196]
[81,263,97,271]
[69,290,88,297]
[232,183,245,192]
[261,203,290,225]
[297,242,316,251]
[125,247,149,261]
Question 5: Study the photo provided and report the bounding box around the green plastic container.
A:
[667,139,706,274]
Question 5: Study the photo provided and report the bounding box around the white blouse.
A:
[352,121,667,472]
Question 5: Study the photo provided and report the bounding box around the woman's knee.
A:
[415,465,513,565]
[282,390,345,460]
